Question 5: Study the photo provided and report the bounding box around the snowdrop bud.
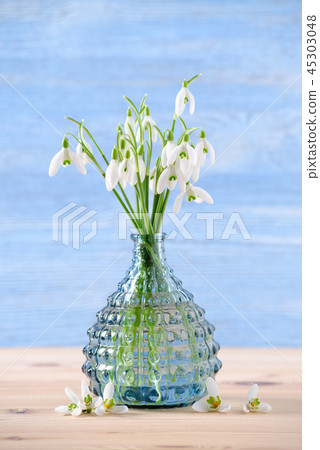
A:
[120,138,126,151]
[111,146,118,160]
[167,130,174,142]
[138,144,144,156]
[62,137,69,148]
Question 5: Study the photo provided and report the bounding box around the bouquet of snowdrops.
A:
[49,74,215,234]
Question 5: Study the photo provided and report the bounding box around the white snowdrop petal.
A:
[192,399,210,412]
[192,165,200,183]
[175,88,186,116]
[248,384,259,401]
[243,403,250,413]
[188,90,195,114]
[193,186,213,204]
[111,405,128,414]
[138,157,146,182]
[49,150,64,177]
[218,401,231,413]
[55,406,71,415]
[71,406,82,416]
[167,145,179,166]
[206,140,215,165]
[65,387,80,404]
[81,380,90,399]
[173,192,183,214]
[93,397,103,408]
[205,377,219,397]
[157,168,169,194]
[94,405,105,416]
[258,402,272,413]
[70,152,87,175]
[103,382,114,401]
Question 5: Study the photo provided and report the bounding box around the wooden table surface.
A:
[0,347,301,450]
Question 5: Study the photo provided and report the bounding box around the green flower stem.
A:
[155,190,170,233]
[65,117,110,165]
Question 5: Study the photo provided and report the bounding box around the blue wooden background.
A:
[0,0,301,347]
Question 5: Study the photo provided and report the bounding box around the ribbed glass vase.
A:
[82,233,222,407]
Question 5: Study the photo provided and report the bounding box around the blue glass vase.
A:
[82,233,221,407]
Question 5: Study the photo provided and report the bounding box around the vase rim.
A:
[130,232,167,242]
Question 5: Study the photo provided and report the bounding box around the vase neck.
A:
[131,233,167,266]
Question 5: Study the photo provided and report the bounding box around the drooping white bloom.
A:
[157,163,186,194]
[161,132,177,168]
[49,137,86,177]
[94,382,128,415]
[124,109,137,137]
[76,120,92,165]
[175,80,195,116]
[138,107,157,142]
[55,380,102,416]
[173,181,213,214]
[118,150,137,188]
[195,131,215,166]
[149,166,157,192]
[192,164,200,183]
[138,155,146,182]
[105,147,120,191]
[243,384,272,413]
[167,136,197,181]
[192,377,231,413]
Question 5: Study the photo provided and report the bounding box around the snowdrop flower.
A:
[124,108,137,137]
[157,162,186,193]
[138,107,157,142]
[192,377,231,413]
[175,80,195,116]
[195,130,215,166]
[94,382,128,415]
[49,137,86,177]
[149,165,157,192]
[161,131,177,168]
[105,147,120,191]
[118,150,137,188]
[55,380,102,416]
[243,384,272,413]
[167,135,197,181]
[173,181,213,214]
[137,144,146,182]
[76,120,92,165]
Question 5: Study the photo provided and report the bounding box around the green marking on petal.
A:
[68,403,77,411]
[179,152,187,159]
[203,148,208,154]
[206,395,221,409]
[104,398,116,411]
[63,159,71,166]
[168,175,177,181]
[187,195,196,202]
[84,394,93,406]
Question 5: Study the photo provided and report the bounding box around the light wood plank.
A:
[0,347,301,450]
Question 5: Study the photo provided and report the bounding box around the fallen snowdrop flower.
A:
[243,383,272,413]
[192,377,231,413]
[55,380,102,416]
[94,382,128,415]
